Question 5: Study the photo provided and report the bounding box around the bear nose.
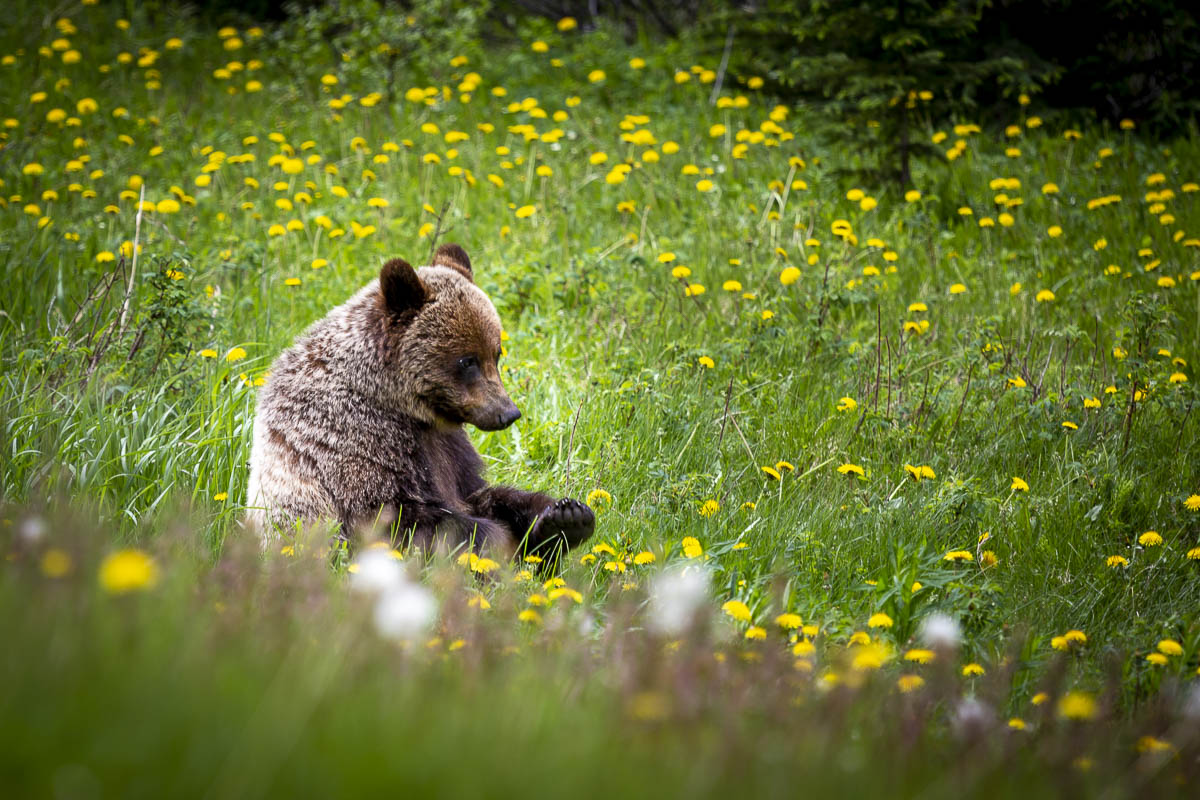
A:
[498,404,521,428]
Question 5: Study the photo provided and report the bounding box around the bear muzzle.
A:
[473,399,521,431]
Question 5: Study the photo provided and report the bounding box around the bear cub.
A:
[245,243,594,558]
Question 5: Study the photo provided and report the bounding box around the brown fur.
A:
[245,244,594,557]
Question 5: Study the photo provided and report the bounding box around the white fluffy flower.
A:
[349,548,404,594]
[920,612,962,649]
[952,697,995,738]
[373,582,437,642]
[647,565,710,636]
[19,516,46,544]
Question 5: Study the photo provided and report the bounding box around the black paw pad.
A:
[532,498,595,552]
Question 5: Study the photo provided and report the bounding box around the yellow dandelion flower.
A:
[1138,531,1162,546]
[41,549,72,578]
[904,649,935,664]
[470,557,498,574]
[722,600,751,622]
[1064,630,1087,645]
[776,613,803,629]
[1157,639,1183,656]
[98,549,159,594]
[1136,736,1172,753]
[1057,691,1097,721]
[585,489,612,510]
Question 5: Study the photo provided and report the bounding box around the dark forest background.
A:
[165,0,1199,137]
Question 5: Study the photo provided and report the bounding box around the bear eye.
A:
[457,355,480,377]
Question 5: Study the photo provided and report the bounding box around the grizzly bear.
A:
[245,243,594,558]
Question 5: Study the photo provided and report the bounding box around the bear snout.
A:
[495,402,522,429]
[471,399,521,431]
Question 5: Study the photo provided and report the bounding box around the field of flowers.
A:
[2,2,1200,795]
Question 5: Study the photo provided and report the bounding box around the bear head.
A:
[377,243,521,432]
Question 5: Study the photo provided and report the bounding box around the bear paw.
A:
[530,498,594,553]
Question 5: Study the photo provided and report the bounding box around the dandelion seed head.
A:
[18,515,46,544]
[647,565,709,636]
[920,613,962,649]
[373,582,437,642]
[350,548,405,594]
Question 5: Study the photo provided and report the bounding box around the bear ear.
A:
[379,258,427,318]
[432,243,473,282]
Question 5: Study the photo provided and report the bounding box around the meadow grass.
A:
[2,2,1199,795]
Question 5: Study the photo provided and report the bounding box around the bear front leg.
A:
[365,501,514,557]
[468,486,595,557]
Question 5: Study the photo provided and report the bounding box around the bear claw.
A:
[531,498,595,552]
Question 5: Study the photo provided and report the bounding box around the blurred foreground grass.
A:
[3,509,1198,798]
